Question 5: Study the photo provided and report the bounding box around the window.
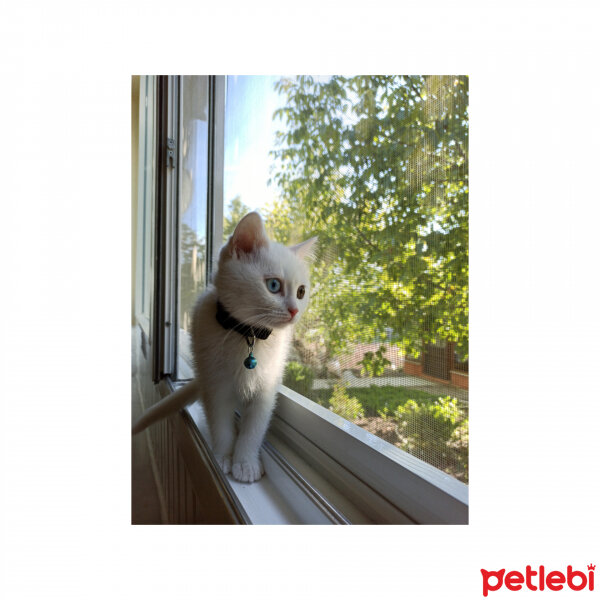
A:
[177,76,210,379]
[222,76,469,484]
[143,75,468,523]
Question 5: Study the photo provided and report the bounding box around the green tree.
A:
[269,75,468,359]
[223,196,252,240]
[179,223,205,330]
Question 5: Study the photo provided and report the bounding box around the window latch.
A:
[166,137,176,168]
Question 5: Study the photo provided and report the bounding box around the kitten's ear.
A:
[229,212,269,256]
[289,236,318,261]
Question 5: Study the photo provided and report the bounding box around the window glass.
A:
[223,75,469,483]
[177,76,210,378]
[223,76,284,235]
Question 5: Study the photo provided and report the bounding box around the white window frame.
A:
[152,75,468,524]
[135,75,157,338]
[271,386,467,523]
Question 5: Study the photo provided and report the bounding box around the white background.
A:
[1,1,598,598]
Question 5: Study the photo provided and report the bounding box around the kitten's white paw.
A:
[231,458,264,483]
[215,454,232,474]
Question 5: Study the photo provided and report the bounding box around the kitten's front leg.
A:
[204,386,236,475]
[231,392,275,483]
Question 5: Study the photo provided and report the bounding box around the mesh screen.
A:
[223,75,468,482]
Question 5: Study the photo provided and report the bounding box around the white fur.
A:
[133,212,316,484]
[192,213,315,482]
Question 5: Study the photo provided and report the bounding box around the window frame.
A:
[135,74,157,339]
[147,75,469,524]
[271,385,467,524]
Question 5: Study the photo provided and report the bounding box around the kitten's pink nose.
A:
[288,307,298,319]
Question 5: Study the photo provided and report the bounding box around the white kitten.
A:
[133,212,316,483]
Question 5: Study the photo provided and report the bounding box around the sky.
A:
[223,75,286,218]
[179,75,291,247]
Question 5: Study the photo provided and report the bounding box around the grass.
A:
[310,385,439,417]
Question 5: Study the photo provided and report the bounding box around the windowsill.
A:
[173,378,468,525]
[185,400,325,524]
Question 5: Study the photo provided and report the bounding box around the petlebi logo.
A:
[480,564,595,596]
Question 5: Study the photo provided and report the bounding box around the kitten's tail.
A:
[132,379,200,435]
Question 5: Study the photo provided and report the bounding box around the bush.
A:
[328,384,364,421]
[394,396,461,444]
[448,418,469,449]
[283,361,315,396]
[358,345,391,377]
[394,396,468,479]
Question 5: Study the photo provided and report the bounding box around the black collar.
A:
[215,301,272,340]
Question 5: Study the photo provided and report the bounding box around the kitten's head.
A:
[215,212,317,330]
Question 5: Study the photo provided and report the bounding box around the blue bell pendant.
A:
[244,334,257,369]
[244,352,257,369]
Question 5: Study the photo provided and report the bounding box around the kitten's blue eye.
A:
[266,278,282,293]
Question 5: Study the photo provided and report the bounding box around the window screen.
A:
[223,75,468,483]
